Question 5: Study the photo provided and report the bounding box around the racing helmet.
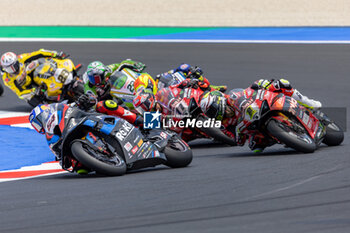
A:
[29,104,51,134]
[1,52,20,74]
[86,61,106,86]
[200,91,226,121]
[133,89,156,115]
[175,63,191,75]
[134,73,157,95]
[187,66,203,79]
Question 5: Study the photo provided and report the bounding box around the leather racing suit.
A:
[1,49,66,101]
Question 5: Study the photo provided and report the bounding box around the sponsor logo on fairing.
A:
[115,121,133,141]
[160,132,168,139]
[131,146,138,154]
[124,142,132,152]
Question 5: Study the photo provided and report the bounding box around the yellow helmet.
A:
[134,73,157,95]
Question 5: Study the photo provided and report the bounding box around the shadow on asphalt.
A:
[4,104,33,112]
[219,149,304,158]
[41,166,172,180]
[196,144,339,158]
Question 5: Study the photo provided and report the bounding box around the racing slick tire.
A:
[197,115,236,146]
[266,118,317,153]
[322,122,344,146]
[71,140,126,176]
[164,136,193,168]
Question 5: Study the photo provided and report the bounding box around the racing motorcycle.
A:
[154,84,236,145]
[230,88,344,153]
[27,57,84,107]
[38,103,192,176]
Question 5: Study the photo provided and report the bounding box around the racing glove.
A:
[77,94,97,110]
[55,51,70,59]
[187,66,203,79]
[134,62,146,72]
[186,79,200,89]
[35,83,48,98]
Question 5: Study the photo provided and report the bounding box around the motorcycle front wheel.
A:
[71,140,126,176]
[197,115,236,146]
[164,136,193,168]
[322,122,344,146]
[266,118,316,153]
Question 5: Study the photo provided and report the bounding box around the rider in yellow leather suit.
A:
[1,49,68,101]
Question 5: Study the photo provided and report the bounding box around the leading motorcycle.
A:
[35,103,192,176]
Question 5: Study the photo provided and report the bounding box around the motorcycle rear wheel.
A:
[266,118,316,153]
[164,136,193,168]
[71,140,126,176]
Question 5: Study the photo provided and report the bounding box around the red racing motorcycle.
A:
[231,87,344,153]
[155,85,236,145]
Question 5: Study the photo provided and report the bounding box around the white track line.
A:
[0,171,66,183]
[0,38,350,44]
[0,111,29,118]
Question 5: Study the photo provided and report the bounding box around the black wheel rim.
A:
[168,138,187,152]
[276,120,314,144]
[82,143,124,166]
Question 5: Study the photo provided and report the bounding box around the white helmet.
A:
[1,52,20,74]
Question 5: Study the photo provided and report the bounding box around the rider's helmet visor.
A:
[30,115,44,134]
[3,61,20,74]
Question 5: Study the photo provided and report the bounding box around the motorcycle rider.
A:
[29,103,93,174]
[83,59,146,99]
[156,63,228,92]
[0,49,69,101]
[80,59,153,126]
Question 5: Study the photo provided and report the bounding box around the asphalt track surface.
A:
[0,42,349,233]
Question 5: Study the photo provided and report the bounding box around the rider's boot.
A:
[249,134,267,153]
[71,159,90,175]
[77,168,90,175]
[291,89,322,110]
[253,148,265,153]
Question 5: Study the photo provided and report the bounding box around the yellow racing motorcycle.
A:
[27,57,84,107]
